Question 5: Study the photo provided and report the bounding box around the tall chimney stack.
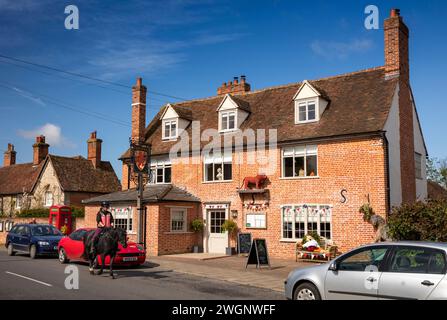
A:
[3,143,16,167]
[33,135,49,165]
[384,8,409,82]
[131,77,147,143]
[87,131,102,168]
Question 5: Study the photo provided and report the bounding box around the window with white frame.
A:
[204,152,232,182]
[15,195,22,210]
[170,208,187,232]
[281,205,332,240]
[44,191,53,207]
[163,119,178,140]
[415,152,423,180]
[282,145,318,178]
[111,207,133,233]
[296,100,317,123]
[220,111,236,131]
[149,157,172,184]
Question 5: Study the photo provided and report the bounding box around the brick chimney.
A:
[131,77,147,143]
[33,135,49,165]
[385,9,416,203]
[217,75,251,96]
[384,8,409,82]
[3,143,16,167]
[87,131,102,168]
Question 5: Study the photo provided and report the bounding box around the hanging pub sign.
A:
[245,238,270,269]
[130,142,150,174]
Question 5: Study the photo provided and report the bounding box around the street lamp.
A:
[129,138,151,250]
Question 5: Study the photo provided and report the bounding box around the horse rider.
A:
[90,201,114,255]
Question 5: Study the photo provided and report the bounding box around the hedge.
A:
[17,206,85,218]
[388,199,447,242]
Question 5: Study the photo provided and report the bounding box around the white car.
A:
[285,242,447,300]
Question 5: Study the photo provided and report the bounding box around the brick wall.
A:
[170,136,388,259]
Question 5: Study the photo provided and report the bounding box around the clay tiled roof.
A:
[121,67,398,158]
[48,155,121,193]
[427,180,447,200]
[82,184,200,204]
[0,162,44,195]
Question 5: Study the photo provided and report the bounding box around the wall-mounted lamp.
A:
[231,210,238,219]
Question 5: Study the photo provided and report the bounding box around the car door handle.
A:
[366,277,377,282]
[421,280,435,287]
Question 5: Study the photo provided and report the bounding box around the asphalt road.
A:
[0,249,284,300]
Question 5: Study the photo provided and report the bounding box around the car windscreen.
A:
[31,225,62,236]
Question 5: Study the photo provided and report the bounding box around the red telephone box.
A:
[49,205,73,235]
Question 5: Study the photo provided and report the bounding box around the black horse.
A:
[84,227,127,279]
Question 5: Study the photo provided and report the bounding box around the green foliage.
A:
[427,157,447,188]
[221,220,238,235]
[17,206,85,218]
[17,208,50,218]
[71,206,85,218]
[359,203,375,222]
[388,199,447,242]
[303,232,322,246]
[190,218,204,233]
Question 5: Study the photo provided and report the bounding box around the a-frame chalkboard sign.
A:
[245,238,271,269]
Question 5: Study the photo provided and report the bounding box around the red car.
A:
[58,228,146,267]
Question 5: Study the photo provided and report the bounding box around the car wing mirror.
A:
[328,261,339,272]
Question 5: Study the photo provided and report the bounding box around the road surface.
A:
[0,249,283,300]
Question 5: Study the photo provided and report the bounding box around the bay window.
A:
[282,145,318,178]
[204,153,232,182]
[281,205,332,240]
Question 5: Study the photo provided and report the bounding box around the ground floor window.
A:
[44,192,53,207]
[281,204,332,240]
[111,207,133,233]
[170,208,187,232]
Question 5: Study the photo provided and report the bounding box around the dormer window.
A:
[163,119,177,140]
[220,111,236,131]
[293,80,329,125]
[297,100,316,123]
[217,94,250,133]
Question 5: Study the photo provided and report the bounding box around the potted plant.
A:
[190,218,204,253]
[221,219,238,255]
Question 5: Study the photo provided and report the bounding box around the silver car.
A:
[285,242,447,300]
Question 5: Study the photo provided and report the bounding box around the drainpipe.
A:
[381,132,391,219]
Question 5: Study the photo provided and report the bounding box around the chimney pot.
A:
[136,77,143,87]
[390,8,400,17]
[33,135,49,165]
[3,143,16,166]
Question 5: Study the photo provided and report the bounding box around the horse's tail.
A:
[82,230,94,259]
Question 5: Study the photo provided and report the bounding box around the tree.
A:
[427,157,447,188]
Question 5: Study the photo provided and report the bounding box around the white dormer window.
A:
[220,111,236,131]
[297,100,317,123]
[293,81,328,125]
[163,119,178,140]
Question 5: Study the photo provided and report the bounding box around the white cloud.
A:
[311,39,374,60]
[18,123,75,148]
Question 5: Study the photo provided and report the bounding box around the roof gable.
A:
[293,80,322,100]
[217,94,251,113]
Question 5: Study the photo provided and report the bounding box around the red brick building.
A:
[85,10,427,258]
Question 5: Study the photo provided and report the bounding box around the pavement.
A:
[0,249,284,300]
[149,254,315,292]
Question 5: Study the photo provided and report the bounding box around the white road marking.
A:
[5,271,53,287]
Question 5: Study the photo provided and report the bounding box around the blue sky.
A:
[0,0,446,178]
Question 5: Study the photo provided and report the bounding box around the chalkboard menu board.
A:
[237,233,252,255]
[246,238,270,269]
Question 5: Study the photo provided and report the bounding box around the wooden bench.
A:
[295,237,339,262]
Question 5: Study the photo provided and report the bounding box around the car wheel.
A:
[58,248,69,264]
[7,243,16,256]
[29,245,37,259]
[293,282,321,301]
